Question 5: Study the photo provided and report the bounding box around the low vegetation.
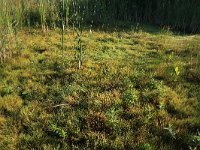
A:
[0,25,199,149]
[0,0,200,149]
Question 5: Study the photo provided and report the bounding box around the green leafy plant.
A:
[164,124,176,139]
[174,66,181,81]
[192,131,200,147]
[50,123,68,139]
[106,107,122,129]
[175,67,180,76]
[122,88,139,106]
[137,143,153,150]
[166,50,174,64]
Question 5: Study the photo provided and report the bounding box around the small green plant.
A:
[122,88,139,106]
[72,3,84,69]
[75,26,83,69]
[166,49,174,64]
[137,143,153,150]
[192,131,200,147]
[50,123,68,139]
[106,107,122,128]
[174,66,180,81]
[158,101,165,110]
[164,124,176,139]
[0,83,13,96]
[175,66,180,76]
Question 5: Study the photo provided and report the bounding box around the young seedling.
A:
[73,2,84,69]
[174,66,180,81]
[164,124,176,139]
[75,28,83,69]
[60,0,70,57]
[165,49,174,64]
[65,0,70,26]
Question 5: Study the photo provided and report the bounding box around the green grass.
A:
[0,25,200,150]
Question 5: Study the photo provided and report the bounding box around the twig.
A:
[52,103,69,108]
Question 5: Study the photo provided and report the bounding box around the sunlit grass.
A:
[0,21,200,149]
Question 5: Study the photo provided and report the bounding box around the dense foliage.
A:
[88,0,200,33]
[0,0,200,32]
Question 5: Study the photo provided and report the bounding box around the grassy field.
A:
[0,25,200,149]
